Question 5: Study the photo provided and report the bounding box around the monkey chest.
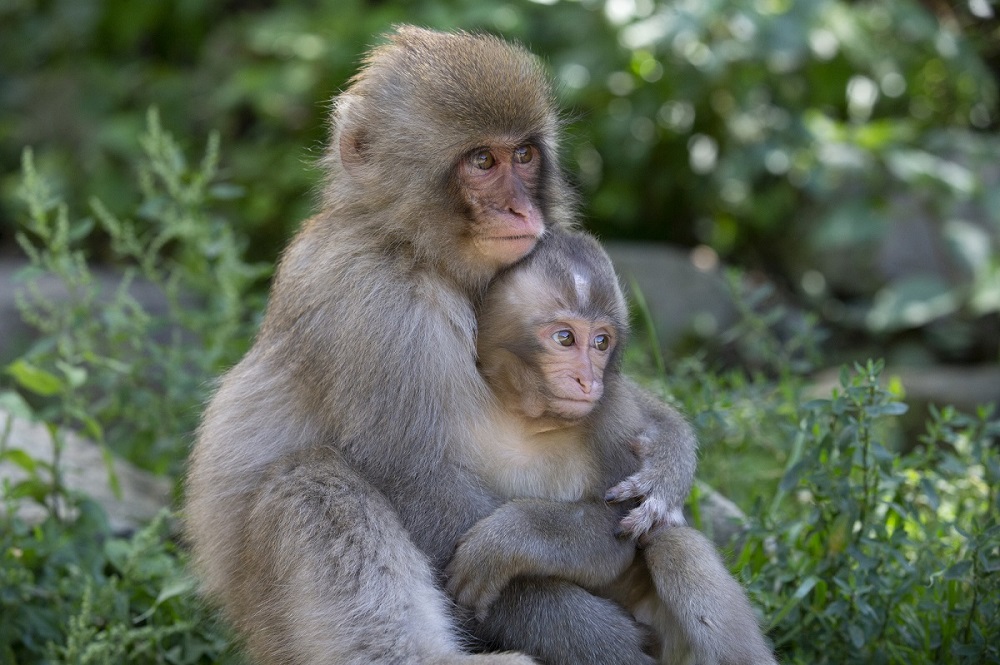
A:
[469,423,597,502]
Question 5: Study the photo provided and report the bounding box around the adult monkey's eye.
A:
[471,150,496,170]
[553,330,575,346]
[594,334,610,351]
[513,145,533,164]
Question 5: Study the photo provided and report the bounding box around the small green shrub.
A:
[0,498,241,665]
[634,279,999,663]
[737,361,999,664]
[1,114,257,663]
[11,109,268,474]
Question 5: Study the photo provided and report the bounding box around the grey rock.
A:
[605,241,738,354]
[0,407,172,533]
[811,363,1000,416]
[687,481,749,550]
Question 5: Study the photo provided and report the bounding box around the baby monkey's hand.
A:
[606,434,687,543]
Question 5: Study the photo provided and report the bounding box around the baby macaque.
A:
[448,230,777,665]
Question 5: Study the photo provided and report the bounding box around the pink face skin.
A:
[535,316,616,421]
[460,143,546,267]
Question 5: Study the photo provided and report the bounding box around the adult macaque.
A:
[448,230,778,665]
[186,27,671,665]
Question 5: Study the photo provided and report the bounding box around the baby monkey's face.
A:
[477,279,620,423]
[476,232,628,425]
[530,314,617,420]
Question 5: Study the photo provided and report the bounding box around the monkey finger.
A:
[616,514,653,541]
[605,474,654,504]
[457,582,502,621]
[444,574,466,602]
[618,501,668,541]
[447,566,500,616]
[444,561,476,603]
[604,478,640,503]
[450,578,479,609]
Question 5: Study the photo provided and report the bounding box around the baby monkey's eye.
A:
[594,335,610,351]
[513,145,534,164]
[471,150,496,170]
[552,330,575,346]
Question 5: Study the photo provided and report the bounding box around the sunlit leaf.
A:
[6,360,63,397]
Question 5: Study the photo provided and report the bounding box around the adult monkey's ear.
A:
[334,95,369,177]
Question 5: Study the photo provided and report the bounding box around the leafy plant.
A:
[0,114,261,663]
[736,361,1000,664]
[634,275,999,663]
[11,109,268,473]
[0,496,241,665]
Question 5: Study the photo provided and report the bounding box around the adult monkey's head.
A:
[323,26,577,284]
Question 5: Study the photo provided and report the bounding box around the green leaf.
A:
[0,448,38,473]
[848,623,865,648]
[769,576,819,628]
[100,444,122,499]
[6,360,64,396]
[802,399,831,411]
[864,402,909,417]
[885,149,976,194]
[104,538,132,573]
[8,477,53,503]
[942,561,972,580]
[135,576,198,623]
[866,276,959,332]
[0,390,35,420]
[811,578,828,610]
[56,361,87,389]
[779,460,809,492]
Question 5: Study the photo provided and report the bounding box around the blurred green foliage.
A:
[739,364,1000,664]
[0,502,242,664]
[11,111,267,473]
[1,0,997,361]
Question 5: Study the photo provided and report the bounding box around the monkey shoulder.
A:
[244,221,493,469]
[268,233,478,356]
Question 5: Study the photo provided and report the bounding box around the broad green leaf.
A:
[769,576,819,628]
[0,448,38,473]
[6,360,63,397]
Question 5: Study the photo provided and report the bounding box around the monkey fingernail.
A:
[606,487,636,503]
